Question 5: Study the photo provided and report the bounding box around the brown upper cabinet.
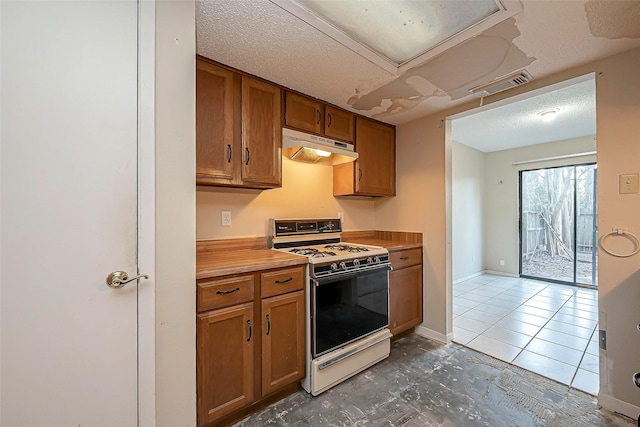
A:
[196,58,282,189]
[284,92,354,143]
[333,117,396,197]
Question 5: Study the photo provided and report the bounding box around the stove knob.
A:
[330,263,338,271]
[374,256,381,263]
[353,259,360,266]
[339,262,347,270]
[367,257,373,264]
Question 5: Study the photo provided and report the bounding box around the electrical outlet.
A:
[221,211,231,227]
[499,259,505,266]
[338,212,344,223]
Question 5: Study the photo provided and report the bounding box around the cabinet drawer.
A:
[197,275,255,312]
[261,267,304,298]
[390,248,422,269]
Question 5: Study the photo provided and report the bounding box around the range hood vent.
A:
[282,128,358,165]
[469,70,533,97]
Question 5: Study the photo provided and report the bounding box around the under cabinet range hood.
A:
[282,128,358,165]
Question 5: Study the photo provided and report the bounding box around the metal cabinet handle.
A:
[227,144,232,163]
[106,271,149,289]
[275,277,293,284]
[400,256,409,260]
[316,109,321,124]
[216,287,240,295]
[245,147,250,165]
[327,113,332,128]
[266,314,271,335]
[247,320,252,341]
[358,168,363,181]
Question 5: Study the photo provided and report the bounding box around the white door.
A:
[2,1,143,426]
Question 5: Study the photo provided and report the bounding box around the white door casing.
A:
[1,1,154,426]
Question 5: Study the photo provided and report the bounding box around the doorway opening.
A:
[519,163,597,288]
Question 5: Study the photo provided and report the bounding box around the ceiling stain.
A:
[348,18,536,117]
[585,0,640,39]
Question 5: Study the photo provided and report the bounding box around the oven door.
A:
[311,266,390,358]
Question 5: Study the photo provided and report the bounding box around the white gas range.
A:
[269,218,392,396]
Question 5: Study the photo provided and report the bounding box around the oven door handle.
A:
[312,265,391,286]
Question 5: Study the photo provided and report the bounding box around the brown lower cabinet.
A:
[197,266,305,426]
[197,303,254,424]
[261,291,305,396]
[388,248,423,335]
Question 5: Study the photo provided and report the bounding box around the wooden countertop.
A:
[196,249,307,280]
[195,230,423,279]
[344,238,422,252]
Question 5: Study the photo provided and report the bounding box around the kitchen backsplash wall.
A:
[196,157,375,240]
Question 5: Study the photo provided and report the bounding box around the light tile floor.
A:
[453,274,599,395]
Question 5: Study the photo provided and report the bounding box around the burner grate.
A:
[289,248,337,257]
[324,244,370,253]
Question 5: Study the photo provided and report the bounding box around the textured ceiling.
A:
[451,76,596,152]
[196,0,640,133]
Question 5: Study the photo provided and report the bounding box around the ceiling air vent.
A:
[469,70,533,97]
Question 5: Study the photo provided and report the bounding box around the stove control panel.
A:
[271,218,342,236]
[311,254,391,278]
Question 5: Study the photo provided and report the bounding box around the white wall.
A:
[452,141,485,282]
[483,135,596,275]
[593,48,640,418]
[155,1,196,425]
[197,157,375,239]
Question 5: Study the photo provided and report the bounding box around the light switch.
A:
[619,173,639,194]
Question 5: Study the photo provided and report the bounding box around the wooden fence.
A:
[522,211,595,261]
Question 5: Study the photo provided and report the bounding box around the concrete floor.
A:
[234,334,632,426]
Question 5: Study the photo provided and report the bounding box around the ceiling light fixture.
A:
[270,0,522,74]
[538,109,559,122]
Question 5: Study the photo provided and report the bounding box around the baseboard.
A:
[598,393,640,420]
[415,325,452,344]
[453,271,484,285]
[483,270,519,278]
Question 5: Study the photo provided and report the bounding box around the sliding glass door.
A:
[519,164,597,287]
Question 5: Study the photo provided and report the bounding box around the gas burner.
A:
[324,244,370,253]
[289,248,337,257]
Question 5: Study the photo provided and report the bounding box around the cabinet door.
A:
[196,60,240,185]
[389,265,423,336]
[242,76,282,186]
[325,105,354,143]
[355,118,396,196]
[197,303,254,426]
[261,291,305,396]
[285,92,324,135]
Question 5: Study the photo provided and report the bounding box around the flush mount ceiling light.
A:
[538,109,560,122]
[270,0,523,74]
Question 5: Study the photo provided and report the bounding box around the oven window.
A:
[313,268,389,356]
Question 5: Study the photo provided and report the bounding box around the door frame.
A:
[518,162,597,288]
[138,1,156,425]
